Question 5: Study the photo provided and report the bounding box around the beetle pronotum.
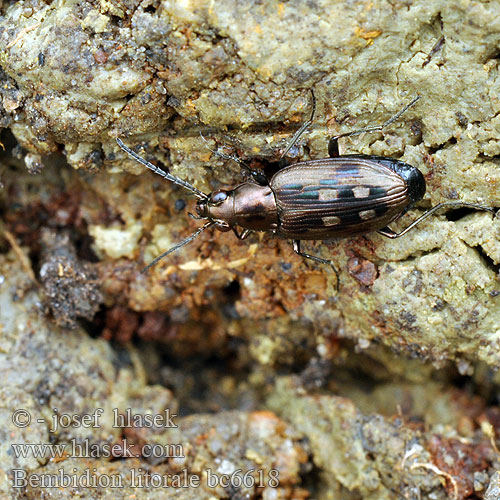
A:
[116,93,495,277]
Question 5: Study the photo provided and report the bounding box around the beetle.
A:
[116,93,494,276]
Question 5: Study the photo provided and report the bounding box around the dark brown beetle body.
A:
[273,157,423,239]
[198,156,425,241]
[116,94,494,276]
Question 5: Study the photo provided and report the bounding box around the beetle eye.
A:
[211,191,228,204]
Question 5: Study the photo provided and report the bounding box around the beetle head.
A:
[196,190,234,231]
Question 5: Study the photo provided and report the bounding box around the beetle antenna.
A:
[141,220,215,273]
[116,138,208,200]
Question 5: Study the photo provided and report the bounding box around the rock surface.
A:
[1,0,500,498]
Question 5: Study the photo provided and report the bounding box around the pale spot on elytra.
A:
[353,186,370,198]
[322,216,341,225]
[318,189,339,201]
[359,209,376,220]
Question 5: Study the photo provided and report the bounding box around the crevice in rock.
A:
[463,241,500,275]
[483,47,500,65]
[476,153,500,165]
[427,136,457,155]
[423,35,445,68]
[377,247,442,265]
[442,205,487,222]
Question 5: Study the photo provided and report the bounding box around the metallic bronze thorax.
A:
[197,183,278,232]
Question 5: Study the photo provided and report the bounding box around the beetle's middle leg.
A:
[292,240,340,286]
[293,240,330,264]
[328,95,421,158]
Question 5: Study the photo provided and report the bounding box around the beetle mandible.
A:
[116,92,494,276]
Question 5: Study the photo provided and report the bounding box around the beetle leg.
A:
[233,228,252,240]
[328,136,340,158]
[199,132,269,186]
[328,95,421,158]
[279,89,316,160]
[293,240,329,264]
[217,151,268,186]
[218,153,268,186]
[377,227,398,238]
[292,240,340,288]
[378,201,496,239]
[244,166,268,186]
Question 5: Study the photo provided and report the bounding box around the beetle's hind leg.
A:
[377,201,496,239]
[328,95,421,158]
[292,240,340,288]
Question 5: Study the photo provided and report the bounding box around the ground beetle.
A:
[116,93,494,277]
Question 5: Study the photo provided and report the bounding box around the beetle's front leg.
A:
[200,133,269,186]
[234,161,268,186]
[215,150,269,186]
[233,228,252,240]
